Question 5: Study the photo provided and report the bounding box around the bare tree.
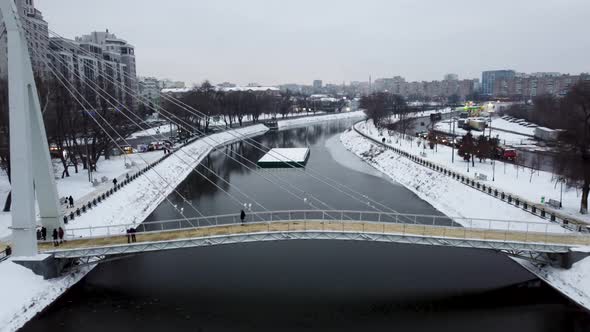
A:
[552,81,590,214]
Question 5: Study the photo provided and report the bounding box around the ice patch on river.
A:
[325,131,398,184]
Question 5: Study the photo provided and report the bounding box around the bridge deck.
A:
[39,220,590,255]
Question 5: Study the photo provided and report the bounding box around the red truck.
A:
[495,147,517,161]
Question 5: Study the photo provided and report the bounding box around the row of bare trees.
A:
[162,82,304,133]
[504,81,590,213]
[0,75,137,211]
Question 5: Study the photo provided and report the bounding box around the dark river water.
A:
[21,119,590,331]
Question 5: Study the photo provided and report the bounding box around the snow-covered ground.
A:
[357,120,589,225]
[0,261,93,332]
[0,151,165,242]
[342,122,590,310]
[492,117,537,136]
[433,119,536,147]
[128,123,176,139]
[258,148,309,163]
[278,110,365,129]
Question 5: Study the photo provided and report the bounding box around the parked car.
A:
[148,141,164,151]
[502,149,516,161]
[121,146,134,154]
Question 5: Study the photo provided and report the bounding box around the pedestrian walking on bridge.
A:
[52,229,59,247]
[58,227,64,244]
[68,196,74,208]
[240,210,246,225]
[130,228,137,243]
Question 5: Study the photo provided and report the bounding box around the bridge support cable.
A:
[41,31,393,219]
[42,31,349,220]
[36,46,272,222]
[42,30,409,221]
[36,50,207,227]
[44,31,405,222]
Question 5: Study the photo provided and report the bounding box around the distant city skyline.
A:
[35,0,590,86]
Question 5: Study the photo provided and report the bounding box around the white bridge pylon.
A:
[1,0,61,257]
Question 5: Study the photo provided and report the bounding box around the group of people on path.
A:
[126,228,137,243]
[36,226,65,246]
[63,195,74,208]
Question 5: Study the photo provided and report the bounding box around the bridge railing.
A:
[59,210,581,246]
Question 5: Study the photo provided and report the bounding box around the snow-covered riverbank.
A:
[340,126,590,311]
[278,110,365,129]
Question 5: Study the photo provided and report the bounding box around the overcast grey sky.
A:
[36,0,589,86]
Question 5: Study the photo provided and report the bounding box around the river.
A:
[20,119,590,331]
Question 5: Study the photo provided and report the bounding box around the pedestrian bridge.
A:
[38,210,590,268]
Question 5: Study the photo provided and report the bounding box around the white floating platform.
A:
[257,148,310,168]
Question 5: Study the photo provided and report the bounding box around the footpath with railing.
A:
[0,246,11,262]
[352,121,589,233]
[40,210,585,257]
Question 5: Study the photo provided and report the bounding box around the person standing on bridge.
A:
[58,227,64,244]
[52,229,59,247]
[240,210,246,225]
[68,196,74,208]
[41,227,47,241]
[130,228,137,243]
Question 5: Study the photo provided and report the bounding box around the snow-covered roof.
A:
[161,88,192,94]
[258,148,309,163]
[320,97,339,102]
[220,86,279,92]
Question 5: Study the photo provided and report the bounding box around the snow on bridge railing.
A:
[60,210,579,245]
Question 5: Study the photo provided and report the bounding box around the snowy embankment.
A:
[63,124,270,236]
[0,151,164,242]
[278,110,365,129]
[434,120,536,147]
[357,120,589,225]
[492,117,537,137]
[0,263,92,332]
[340,126,590,310]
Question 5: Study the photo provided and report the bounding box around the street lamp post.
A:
[492,159,495,181]
[451,108,455,163]
[560,178,564,208]
[85,136,92,183]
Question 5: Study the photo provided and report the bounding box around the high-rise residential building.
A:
[49,36,128,107]
[0,0,50,78]
[48,29,139,109]
[492,73,585,99]
[313,80,323,92]
[138,77,161,107]
[482,70,515,96]
[444,73,459,81]
[372,75,477,101]
[75,30,138,97]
